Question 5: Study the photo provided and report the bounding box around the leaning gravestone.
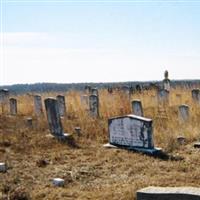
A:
[132,100,143,117]
[56,95,66,117]
[44,98,70,139]
[89,95,99,117]
[178,104,189,122]
[34,95,43,116]
[9,98,17,115]
[106,115,160,154]
[136,186,200,200]
[192,89,200,104]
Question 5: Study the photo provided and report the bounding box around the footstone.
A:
[0,163,7,173]
[52,178,65,187]
[136,186,200,200]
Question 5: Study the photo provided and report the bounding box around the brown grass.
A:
[1,86,200,199]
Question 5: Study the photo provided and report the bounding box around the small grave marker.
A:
[178,104,189,122]
[192,89,200,104]
[9,98,17,115]
[132,100,143,117]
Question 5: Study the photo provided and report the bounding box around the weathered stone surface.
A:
[157,89,169,104]
[0,89,9,103]
[132,100,143,117]
[89,95,99,117]
[179,105,189,122]
[52,178,65,187]
[26,117,33,128]
[9,98,17,115]
[137,186,200,200]
[56,95,66,117]
[34,95,43,116]
[80,95,89,106]
[192,89,200,103]
[0,163,7,173]
[44,98,63,136]
[194,142,200,148]
[177,136,186,145]
[91,88,99,96]
[108,115,154,149]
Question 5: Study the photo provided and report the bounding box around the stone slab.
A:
[137,186,200,200]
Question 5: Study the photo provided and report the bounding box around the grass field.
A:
[1,86,200,200]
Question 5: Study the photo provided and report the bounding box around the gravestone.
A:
[0,89,9,113]
[162,70,170,91]
[179,104,189,122]
[26,117,33,128]
[91,88,99,96]
[80,94,89,106]
[192,89,200,103]
[136,186,200,200]
[107,114,160,154]
[34,95,43,116]
[89,95,99,117]
[132,100,143,117]
[9,98,17,115]
[56,95,66,117]
[44,98,70,139]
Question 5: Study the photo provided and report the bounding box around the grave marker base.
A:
[103,143,161,155]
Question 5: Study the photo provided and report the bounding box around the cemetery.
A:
[1,77,200,200]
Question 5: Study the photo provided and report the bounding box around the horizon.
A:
[1,1,200,85]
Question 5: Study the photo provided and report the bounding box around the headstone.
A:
[74,127,81,136]
[136,186,200,200]
[89,95,99,117]
[44,98,70,139]
[56,95,66,117]
[80,94,89,106]
[179,104,189,122]
[192,89,200,103]
[91,88,99,96]
[9,98,17,115]
[162,70,170,91]
[177,136,186,145]
[34,95,43,116]
[132,100,143,117]
[0,89,9,113]
[107,114,160,154]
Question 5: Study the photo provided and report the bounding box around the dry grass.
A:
[1,86,200,199]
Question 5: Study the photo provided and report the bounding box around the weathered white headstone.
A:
[179,104,189,122]
[108,115,159,153]
[9,98,17,115]
[192,89,200,104]
[137,186,200,200]
[89,95,99,117]
[132,100,143,117]
[34,95,43,116]
[44,98,70,139]
[56,95,66,117]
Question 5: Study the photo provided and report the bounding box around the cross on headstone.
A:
[9,98,17,115]
[56,95,66,117]
[106,115,160,154]
[131,100,143,117]
[179,104,189,122]
[191,89,200,104]
[34,95,43,116]
[44,98,70,139]
[89,94,99,117]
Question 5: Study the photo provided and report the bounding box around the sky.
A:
[0,0,200,85]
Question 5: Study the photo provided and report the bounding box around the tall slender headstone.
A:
[179,104,189,122]
[162,70,170,91]
[89,95,99,117]
[131,100,143,117]
[9,98,17,115]
[34,95,43,116]
[44,98,70,139]
[56,95,66,117]
[192,89,200,104]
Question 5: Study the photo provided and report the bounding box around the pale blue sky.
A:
[1,0,200,85]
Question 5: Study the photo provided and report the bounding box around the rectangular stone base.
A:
[137,186,200,200]
[103,143,161,155]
